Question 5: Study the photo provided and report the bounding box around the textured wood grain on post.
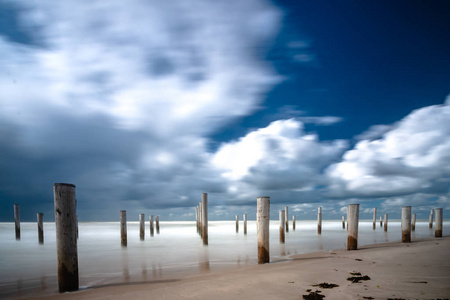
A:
[201,193,208,245]
[384,214,388,232]
[243,213,247,235]
[120,210,127,246]
[257,197,270,264]
[293,215,296,230]
[401,206,411,243]
[347,204,359,250]
[373,207,377,230]
[37,213,44,244]
[285,206,289,233]
[54,183,78,292]
[150,215,154,237]
[156,216,160,234]
[14,204,20,240]
[139,214,145,240]
[412,214,416,231]
[429,209,434,228]
[279,210,285,244]
[235,215,239,233]
[435,208,443,238]
[317,207,322,235]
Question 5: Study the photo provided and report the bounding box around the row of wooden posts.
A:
[11,185,445,293]
[119,211,161,246]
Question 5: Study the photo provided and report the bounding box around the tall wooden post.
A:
[120,210,127,246]
[279,210,285,244]
[435,208,443,238]
[285,206,289,233]
[401,206,411,243]
[411,214,416,231]
[150,215,154,237]
[235,215,239,233]
[347,204,359,250]
[372,207,377,230]
[139,214,145,240]
[199,202,203,238]
[257,197,270,264]
[201,193,208,245]
[429,209,434,228]
[54,183,78,292]
[317,207,322,235]
[37,213,44,244]
[14,204,20,240]
[243,213,247,235]
[156,216,160,234]
[384,214,388,232]
[293,215,296,230]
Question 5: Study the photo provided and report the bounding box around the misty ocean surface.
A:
[0,220,448,298]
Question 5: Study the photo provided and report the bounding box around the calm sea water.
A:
[0,220,448,298]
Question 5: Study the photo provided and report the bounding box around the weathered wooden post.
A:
[373,207,377,230]
[435,208,443,238]
[342,216,345,229]
[150,215,154,237]
[235,215,239,233]
[380,216,383,227]
[243,213,247,235]
[257,197,270,264]
[317,207,322,235]
[199,202,203,238]
[120,210,127,246]
[196,206,199,233]
[429,209,434,228]
[285,206,289,233]
[293,215,296,230]
[156,216,160,234]
[37,213,44,244]
[139,214,145,240]
[279,210,285,244]
[384,214,388,232]
[201,193,208,245]
[411,213,416,231]
[401,206,411,243]
[14,204,20,240]
[347,204,359,250]
[53,183,78,292]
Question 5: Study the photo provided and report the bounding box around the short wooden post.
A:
[149,215,154,237]
[411,214,416,231]
[401,206,411,243]
[53,183,78,292]
[380,216,383,227]
[293,215,296,230]
[429,209,434,228]
[342,216,345,229]
[435,208,443,238]
[14,204,20,240]
[37,213,44,244]
[285,206,289,233]
[201,193,208,245]
[156,216,160,234]
[373,207,377,230]
[347,204,359,250]
[279,210,285,244]
[243,213,247,235]
[235,215,239,233]
[257,197,270,264]
[317,207,322,235]
[384,214,388,232]
[120,210,127,246]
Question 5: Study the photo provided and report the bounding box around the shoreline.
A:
[15,236,450,300]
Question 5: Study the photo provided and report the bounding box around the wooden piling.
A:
[342,216,345,229]
[429,209,434,228]
[347,204,359,250]
[201,193,208,245]
[401,206,411,243]
[380,216,383,227]
[279,210,285,244]
[235,215,239,233]
[285,206,289,233]
[373,207,377,230]
[384,214,388,232]
[243,213,247,235]
[120,210,127,246]
[293,215,296,230]
[257,197,270,264]
[317,207,322,235]
[199,202,203,238]
[53,183,78,292]
[156,216,160,234]
[37,213,44,244]
[14,204,20,240]
[435,208,443,238]
[411,213,416,231]
[150,215,154,237]
[139,214,145,240]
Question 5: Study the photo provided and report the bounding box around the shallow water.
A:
[0,219,448,298]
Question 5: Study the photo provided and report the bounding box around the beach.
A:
[15,236,450,300]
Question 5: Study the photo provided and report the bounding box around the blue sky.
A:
[0,0,449,222]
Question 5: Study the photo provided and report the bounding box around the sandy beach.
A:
[16,236,449,300]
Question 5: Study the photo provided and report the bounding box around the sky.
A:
[1,0,449,222]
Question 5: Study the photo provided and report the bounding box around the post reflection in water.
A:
[317,236,324,251]
[141,262,147,280]
[280,244,286,257]
[40,275,47,291]
[121,249,130,282]
[198,247,210,272]
[384,232,389,243]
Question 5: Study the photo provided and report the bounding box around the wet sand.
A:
[19,236,450,300]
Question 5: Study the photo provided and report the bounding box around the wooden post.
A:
[53,183,78,292]
[14,204,20,240]
[279,210,285,244]
[120,210,127,246]
[435,208,443,238]
[196,206,199,233]
[317,207,322,235]
[342,216,345,229]
[411,214,416,231]
[156,216,160,234]
[293,216,296,230]
[257,197,270,264]
[243,213,247,235]
[401,206,411,243]
[380,216,383,227]
[139,214,145,240]
[199,202,203,238]
[150,215,154,237]
[285,206,289,233]
[347,204,359,250]
[429,209,434,228]
[235,215,239,233]
[37,213,44,244]
[373,207,377,230]
[384,214,388,232]
[201,193,208,245]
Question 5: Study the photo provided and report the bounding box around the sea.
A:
[0,219,448,298]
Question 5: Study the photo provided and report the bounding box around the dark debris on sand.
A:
[312,282,339,289]
[302,290,325,300]
[347,275,371,283]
